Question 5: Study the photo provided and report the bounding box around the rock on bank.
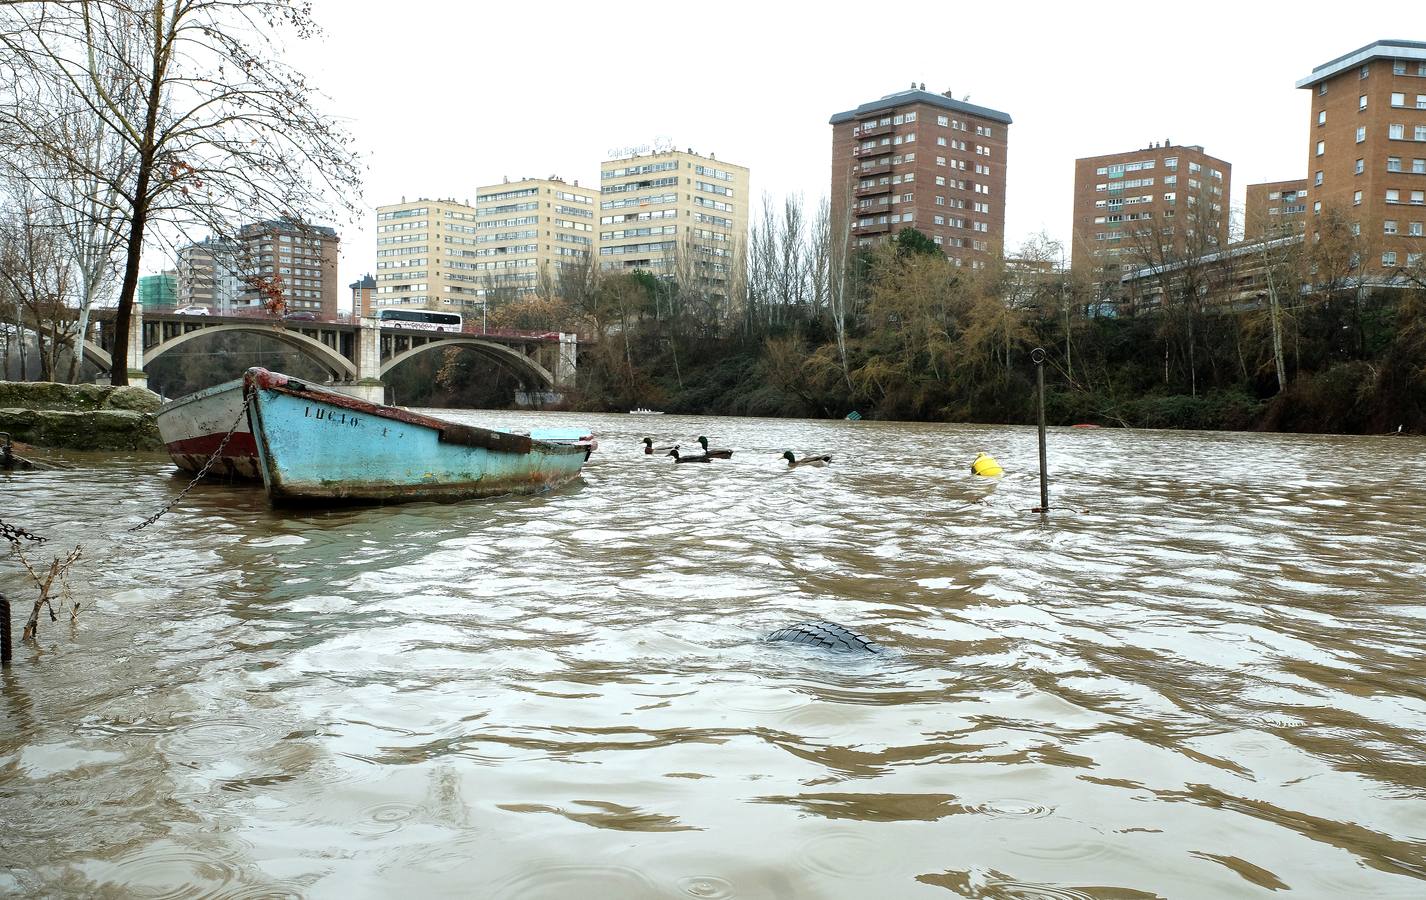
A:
[0,381,163,451]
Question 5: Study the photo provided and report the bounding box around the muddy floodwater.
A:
[2,413,1425,898]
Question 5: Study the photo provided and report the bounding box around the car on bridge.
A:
[283,311,317,321]
[174,305,210,316]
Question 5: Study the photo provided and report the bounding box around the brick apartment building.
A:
[1297,39,1426,276]
[1244,179,1309,241]
[830,85,1011,269]
[236,218,339,316]
[1071,143,1230,277]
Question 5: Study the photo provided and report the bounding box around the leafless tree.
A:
[0,0,362,385]
[0,191,77,381]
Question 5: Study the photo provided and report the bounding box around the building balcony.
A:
[852,220,891,235]
[858,160,891,177]
[851,144,892,159]
[854,182,892,198]
[855,121,894,138]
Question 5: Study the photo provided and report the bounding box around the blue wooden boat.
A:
[243,368,591,504]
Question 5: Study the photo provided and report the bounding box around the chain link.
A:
[129,388,255,533]
[1,520,46,546]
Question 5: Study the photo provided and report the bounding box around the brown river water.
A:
[2,412,1425,898]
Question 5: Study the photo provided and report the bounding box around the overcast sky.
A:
[254,0,1406,296]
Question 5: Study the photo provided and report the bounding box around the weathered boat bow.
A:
[242,367,590,505]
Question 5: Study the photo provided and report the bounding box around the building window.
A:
[937,136,946,146]
[1354,190,1363,205]
[1164,157,1177,168]
[1385,220,1398,235]
[1314,171,1323,186]
[1316,141,1325,156]
[1355,158,1365,174]
[935,176,946,186]
[1357,126,1367,142]
[1409,222,1424,236]
[1317,110,1326,125]
[1359,95,1368,110]
[935,156,946,166]
[937,115,948,126]
[1394,60,1407,75]
[1418,126,1426,141]
[1416,158,1426,174]
[1382,251,1397,266]
[1392,92,1406,107]
[1319,83,1328,96]
[1414,191,1426,205]
[1386,189,1400,203]
[1360,64,1370,79]
[1388,156,1404,172]
[1350,222,1361,236]
[1313,201,1322,214]
[1410,253,1423,266]
[1389,124,1404,140]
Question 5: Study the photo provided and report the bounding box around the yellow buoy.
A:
[970,452,1004,477]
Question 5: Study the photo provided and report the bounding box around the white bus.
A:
[376,308,463,332]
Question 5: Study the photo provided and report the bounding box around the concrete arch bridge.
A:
[84,307,578,404]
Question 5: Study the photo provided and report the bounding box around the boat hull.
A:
[244,369,589,504]
[154,378,259,479]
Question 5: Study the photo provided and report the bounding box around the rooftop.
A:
[830,88,1012,126]
[1296,39,1426,89]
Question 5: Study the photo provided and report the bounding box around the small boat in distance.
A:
[244,368,593,505]
[629,407,664,415]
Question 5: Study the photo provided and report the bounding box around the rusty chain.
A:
[2,520,46,546]
[129,389,255,533]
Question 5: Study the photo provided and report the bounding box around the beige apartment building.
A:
[1071,143,1230,276]
[374,181,597,315]
[236,218,339,315]
[1297,39,1426,277]
[598,148,749,305]
[471,177,597,300]
[1244,179,1309,241]
[830,86,1011,269]
[373,198,478,313]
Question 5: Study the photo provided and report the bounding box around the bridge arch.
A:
[81,340,112,371]
[142,323,358,381]
[379,337,554,389]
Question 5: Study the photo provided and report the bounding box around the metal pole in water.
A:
[2,591,11,665]
[1032,347,1049,514]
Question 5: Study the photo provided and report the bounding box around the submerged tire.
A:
[767,621,881,654]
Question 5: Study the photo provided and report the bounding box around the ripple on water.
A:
[157,720,273,761]
[80,840,302,900]
[676,875,737,899]
[490,863,661,900]
[972,798,1057,819]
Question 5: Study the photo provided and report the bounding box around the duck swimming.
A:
[696,436,732,459]
[642,437,678,455]
[667,447,711,464]
[782,451,831,468]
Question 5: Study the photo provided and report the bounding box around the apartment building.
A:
[598,148,749,304]
[236,218,339,315]
[471,177,597,300]
[1071,143,1231,275]
[138,270,176,309]
[373,198,478,313]
[1297,39,1426,275]
[830,85,1011,268]
[1244,179,1310,241]
[349,273,377,317]
[175,237,240,311]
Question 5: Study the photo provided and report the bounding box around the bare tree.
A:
[0,0,362,385]
[0,192,77,381]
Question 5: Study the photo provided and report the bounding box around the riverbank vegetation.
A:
[481,198,1426,435]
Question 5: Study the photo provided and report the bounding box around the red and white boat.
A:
[154,378,259,479]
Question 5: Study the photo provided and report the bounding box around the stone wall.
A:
[0,382,163,451]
